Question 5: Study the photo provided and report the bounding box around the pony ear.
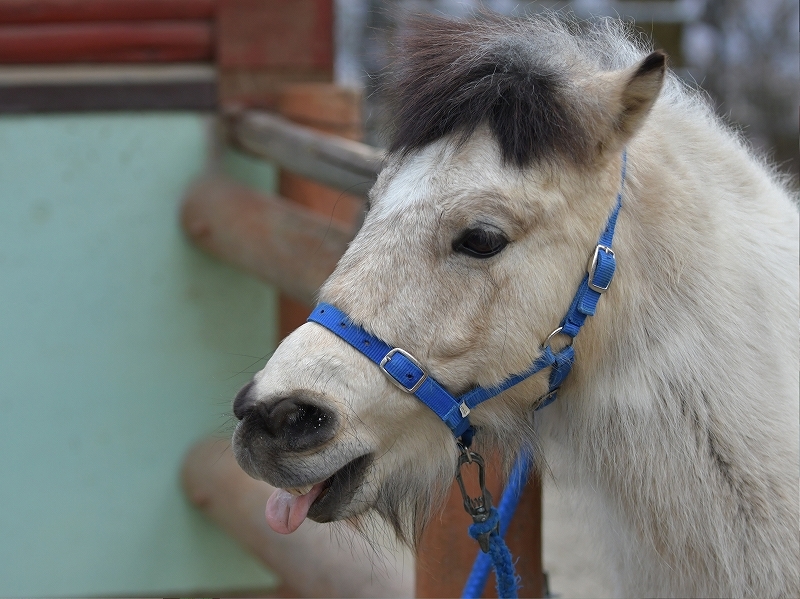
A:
[597,51,667,154]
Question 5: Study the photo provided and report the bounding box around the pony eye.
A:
[453,228,508,258]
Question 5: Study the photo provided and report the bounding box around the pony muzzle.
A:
[233,386,340,458]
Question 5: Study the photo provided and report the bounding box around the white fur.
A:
[243,18,799,598]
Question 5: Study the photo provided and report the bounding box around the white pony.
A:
[232,14,799,598]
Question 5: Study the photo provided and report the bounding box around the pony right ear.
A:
[596,51,667,154]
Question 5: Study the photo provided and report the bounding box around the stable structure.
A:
[0,1,544,596]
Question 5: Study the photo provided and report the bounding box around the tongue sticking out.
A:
[265,482,327,534]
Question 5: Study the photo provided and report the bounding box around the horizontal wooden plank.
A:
[0,21,213,63]
[0,81,216,112]
[216,0,332,69]
[0,0,215,24]
[181,176,355,304]
[0,63,216,85]
[228,109,383,198]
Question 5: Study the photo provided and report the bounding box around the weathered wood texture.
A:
[0,0,215,23]
[416,454,544,598]
[181,176,353,306]
[278,83,363,139]
[275,84,365,347]
[0,21,213,63]
[216,0,333,109]
[228,109,382,198]
[216,0,331,69]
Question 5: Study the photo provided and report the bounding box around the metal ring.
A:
[543,326,573,350]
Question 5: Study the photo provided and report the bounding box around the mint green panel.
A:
[0,113,278,596]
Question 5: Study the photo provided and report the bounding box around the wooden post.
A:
[416,457,544,598]
[273,84,364,337]
[216,0,356,337]
[216,0,334,110]
[181,176,353,305]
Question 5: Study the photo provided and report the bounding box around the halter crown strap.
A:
[307,151,627,441]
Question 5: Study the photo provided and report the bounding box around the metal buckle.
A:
[587,244,614,293]
[379,347,428,393]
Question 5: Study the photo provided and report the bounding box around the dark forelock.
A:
[387,14,593,167]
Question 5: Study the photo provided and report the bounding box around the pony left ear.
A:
[598,51,667,153]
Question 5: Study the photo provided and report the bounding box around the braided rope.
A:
[462,452,531,598]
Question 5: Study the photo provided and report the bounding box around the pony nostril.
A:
[258,396,337,451]
[232,380,256,420]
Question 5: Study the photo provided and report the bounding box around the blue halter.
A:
[307,152,626,598]
[308,151,626,444]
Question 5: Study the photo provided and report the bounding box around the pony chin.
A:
[359,400,540,549]
[323,364,542,549]
[362,436,458,548]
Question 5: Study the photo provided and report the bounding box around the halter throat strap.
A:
[307,151,627,442]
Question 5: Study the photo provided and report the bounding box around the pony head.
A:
[232,14,665,545]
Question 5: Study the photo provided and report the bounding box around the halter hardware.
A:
[455,448,494,553]
[543,326,573,350]
[587,244,616,293]
[380,347,428,393]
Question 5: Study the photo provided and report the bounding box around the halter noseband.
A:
[308,151,626,445]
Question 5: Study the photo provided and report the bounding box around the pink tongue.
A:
[265,482,327,534]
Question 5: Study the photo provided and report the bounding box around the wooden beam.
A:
[216,0,332,70]
[180,176,354,305]
[0,64,217,113]
[0,21,214,63]
[0,0,215,24]
[228,109,382,198]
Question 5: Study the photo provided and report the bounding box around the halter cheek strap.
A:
[308,151,626,443]
[307,304,476,437]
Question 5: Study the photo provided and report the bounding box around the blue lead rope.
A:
[468,508,518,598]
[462,451,531,598]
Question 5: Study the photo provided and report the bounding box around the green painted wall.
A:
[0,113,279,596]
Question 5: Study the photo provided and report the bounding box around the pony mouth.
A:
[306,453,373,522]
[265,452,374,534]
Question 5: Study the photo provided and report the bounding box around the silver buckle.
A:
[587,244,614,293]
[379,348,428,393]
